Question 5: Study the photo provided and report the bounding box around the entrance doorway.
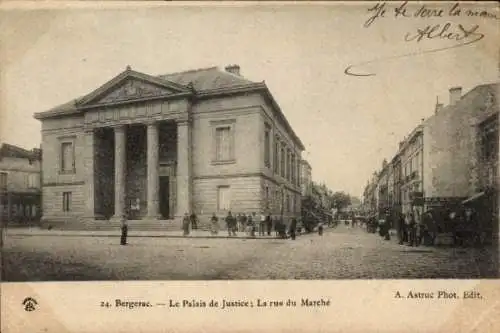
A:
[159,176,170,219]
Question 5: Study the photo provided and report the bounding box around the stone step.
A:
[42,219,214,232]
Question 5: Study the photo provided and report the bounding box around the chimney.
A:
[435,103,443,114]
[225,64,240,76]
[449,86,462,105]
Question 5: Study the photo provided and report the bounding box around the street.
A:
[2,225,497,281]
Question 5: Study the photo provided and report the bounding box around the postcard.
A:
[1,1,499,332]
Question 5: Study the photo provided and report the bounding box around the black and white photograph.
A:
[1,1,498,284]
[2,2,499,332]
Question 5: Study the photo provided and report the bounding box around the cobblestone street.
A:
[2,225,497,281]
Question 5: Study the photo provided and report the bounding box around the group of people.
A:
[366,206,483,247]
[182,211,300,239]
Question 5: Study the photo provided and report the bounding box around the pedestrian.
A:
[246,213,253,236]
[278,218,287,238]
[398,213,406,245]
[415,211,423,246]
[182,212,190,236]
[422,211,436,246]
[404,213,411,244]
[120,217,128,246]
[450,210,464,247]
[225,211,234,236]
[190,212,198,230]
[383,213,391,240]
[273,216,279,236]
[464,207,480,246]
[250,212,257,237]
[266,213,272,236]
[318,221,324,236]
[226,211,236,237]
[210,213,219,236]
[408,212,417,246]
[290,217,297,240]
[259,212,266,236]
[231,213,238,236]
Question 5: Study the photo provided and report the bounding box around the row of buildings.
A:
[1,64,315,229]
[363,83,499,242]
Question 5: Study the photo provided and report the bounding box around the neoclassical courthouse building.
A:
[35,65,305,229]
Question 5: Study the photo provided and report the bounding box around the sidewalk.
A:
[3,227,311,240]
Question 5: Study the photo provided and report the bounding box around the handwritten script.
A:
[345,2,497,77]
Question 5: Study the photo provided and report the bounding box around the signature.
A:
[345,22,485,77]
[404,23,484,44]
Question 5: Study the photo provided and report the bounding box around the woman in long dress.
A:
[210,213,219,236]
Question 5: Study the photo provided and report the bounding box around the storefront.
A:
[0,191,41,225]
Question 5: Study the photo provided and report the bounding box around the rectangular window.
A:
[217,186,230,211]
[265,185,270,210]
[274,139,280,174]
[62,192,72,212]
[61,141,75,173]
[264,125,271,168]
[286,150,291,180]
[215,127,232,161]
[0,172,7,189]
[28,173,39,188]
[280,147,285,177]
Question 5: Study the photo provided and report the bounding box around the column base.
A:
[83,213,104,221]
[110,215,126,223]
[145,215,161,220]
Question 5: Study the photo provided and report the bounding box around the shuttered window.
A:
[62,192,72,212]
[215,127,232,161]
[61,142,75,172]
[217,186,231,211]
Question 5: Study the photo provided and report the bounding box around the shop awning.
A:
[462,191,486,205]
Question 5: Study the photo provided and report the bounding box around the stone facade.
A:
[300,159,312,197]
[399,126,424,216]
[0,143,42,224]
[34,65,304,229]
[422,84,499,209]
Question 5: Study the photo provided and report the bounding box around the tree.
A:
[330,191,351,211]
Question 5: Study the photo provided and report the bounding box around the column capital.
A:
[144,120,159,127]
[84,127,95,134]
[177,118,191,126]
[110,124,126,131]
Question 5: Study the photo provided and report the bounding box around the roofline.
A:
[260,85,306,151]
[300,159,311,167]
[397,124,423,155]
[33,70,305,152]
[0,143,41,161]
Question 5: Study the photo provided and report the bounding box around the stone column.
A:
[84,128,96,220]
[146,122,160,219]
[176,119,192,218]
[111,125,126,222]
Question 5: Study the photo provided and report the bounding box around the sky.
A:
[1,1,498,198]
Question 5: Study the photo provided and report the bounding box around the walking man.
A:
[225,211,235,236]
[182,212,190,236]
[266,213,272,236]
[290,217,297,240]
[398,213,406,245]
[190,212,198,230]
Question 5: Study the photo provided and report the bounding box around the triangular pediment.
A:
[78,69,192,107]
